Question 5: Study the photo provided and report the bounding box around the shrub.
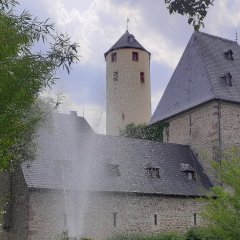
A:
[108,233,185,240]
[186,228,223,240]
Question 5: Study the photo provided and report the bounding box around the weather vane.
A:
[127,18,129,31]
[236,29,238,43]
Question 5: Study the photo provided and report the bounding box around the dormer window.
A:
[111,52,117,62]
[128,35,135,43]
[104,163,120,177]
[180,163,196,181]
[224,49,234,60]
[221,72,232,86]
[147,167,160,178]
[145,162,160,179]
[187,172,195,180]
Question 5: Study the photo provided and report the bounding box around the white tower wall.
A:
[106,48,151,135]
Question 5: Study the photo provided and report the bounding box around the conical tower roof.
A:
[104,30,150,58]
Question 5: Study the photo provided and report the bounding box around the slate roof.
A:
[22,112,212,197]
[104,30,150,58]
[150,31,240,124]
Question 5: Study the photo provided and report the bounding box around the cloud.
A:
[205,0,240,36]
[38,0,185,69]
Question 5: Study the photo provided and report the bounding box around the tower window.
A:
[189,115,192,134]
[224,49,234,60]
[221,72,232,86]
[113,212,117,227]
[132,52,139,61]
[140,72,145,83]
[113,71,118,81]
[111,52,117,62]
[122,113,125,120]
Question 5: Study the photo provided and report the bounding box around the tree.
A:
[164,0,215,31]
[120,123,166,142]
[202,147,240,240]
[0,0,79,171]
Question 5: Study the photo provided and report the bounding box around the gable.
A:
[150,31,240,124]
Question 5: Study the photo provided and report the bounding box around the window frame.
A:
[224,49,234,60]
[132,51,139,61]
[111,52,117,62]
[140,72,145,83]
[113,71,118,81]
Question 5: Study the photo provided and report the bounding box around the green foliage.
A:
[202,147,240,240]
[185,228,223,240]
[108,233,185,240]
[164,0,214,31]
[120,123,166,142]
[0,0,79,170]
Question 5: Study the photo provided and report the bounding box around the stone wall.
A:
[0,172,10,240]
[8,167,29,240]
[164,100,240,183]
[27,190,205,240]
[220,102,240,149]
[27,190,66,240]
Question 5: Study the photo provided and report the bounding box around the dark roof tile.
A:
[104,30,150,58]
[22,113,212,197]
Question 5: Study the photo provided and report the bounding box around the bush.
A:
[109,233,185,240]
[186,228,223,240]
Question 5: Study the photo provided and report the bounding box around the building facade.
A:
[151,31,240,183]
[1,31,240,240]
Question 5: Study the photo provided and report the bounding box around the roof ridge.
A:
[97,133,190,147]
[197,31,238,44]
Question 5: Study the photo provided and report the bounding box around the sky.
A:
[18,0,240,133]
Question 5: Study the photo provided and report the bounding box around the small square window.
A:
[147,167,160,179]
[113,71,118,81]
[111,52,117,62]
[140,72,145,83]
[132,52,139,61]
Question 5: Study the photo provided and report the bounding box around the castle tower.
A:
[105,30,151,135]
